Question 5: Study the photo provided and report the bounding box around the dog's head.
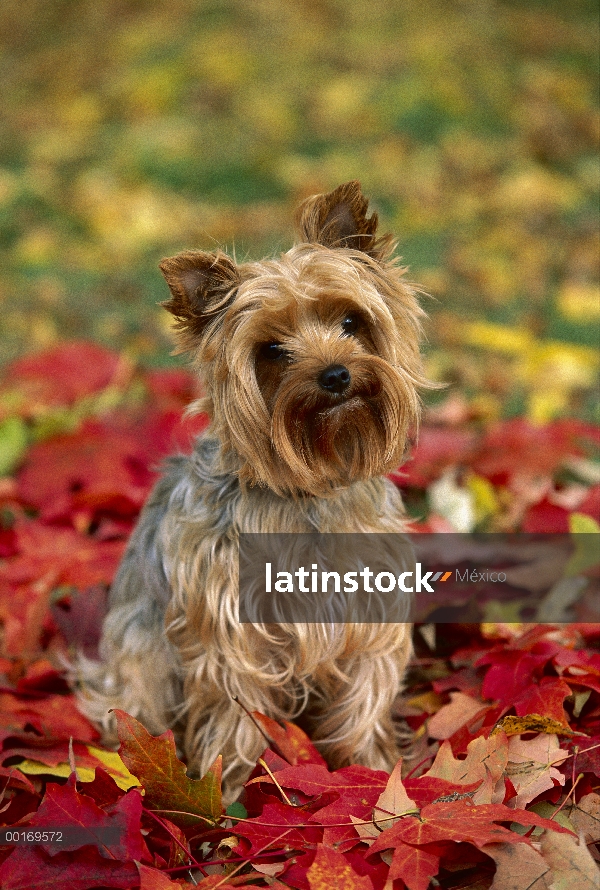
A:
[160,181,428,496]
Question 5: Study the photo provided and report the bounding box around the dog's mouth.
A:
[269,359,411,493]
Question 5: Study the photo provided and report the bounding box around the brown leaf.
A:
[114,710,222,828]
[539,829,600,888]
[566,793,600,845]
[423,733,508,804]
[372,758,418,829]
[505,734,567,808]
[484,842,552,890]
[491,715,575,737]
[428,691,487,740]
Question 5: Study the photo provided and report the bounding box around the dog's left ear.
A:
[160,250,240,349]
[295,180,393,260]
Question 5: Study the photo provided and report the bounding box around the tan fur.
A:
[75,181,429,801]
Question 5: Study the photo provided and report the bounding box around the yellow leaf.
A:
[466,473,499,523]
[564,513,600,577]
[557,282,600,322]
[527,389,567,424]
[406,691,443,714]
[86,745,142,791]
[491,715,574,737]
[481,622,524,640]
[463,321,533,355]
[482,600,528,624]
[15,759,95,783]
[12,748,140,792]
[569,513,600,535]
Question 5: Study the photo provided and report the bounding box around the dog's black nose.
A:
[318,364,351,394]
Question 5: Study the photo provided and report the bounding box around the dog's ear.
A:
[160,250,239,349]
[295,180,394,259]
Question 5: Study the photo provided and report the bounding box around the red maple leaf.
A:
[251,712,327,767]
[307,844,374,890]
[234,800,322,857]
[30,776,149,861]
[249,762,389,806]
[385,840,442,890]
[136,862,190,888]
[5,520,125,589]
[0,342,125,419]
[513,676,572,723]
[0,691,99,744]
[472,418,593,485]
[17,422,153,522]
[391,427,476,488]
[369,798,573,851]
[404,776,482,808]
[0,845,139,890]
[477,641,560,707]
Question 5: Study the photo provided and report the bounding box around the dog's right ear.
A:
[295,181,394,260]
[160,251,240,350]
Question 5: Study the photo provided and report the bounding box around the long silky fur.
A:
[75,181,429,802]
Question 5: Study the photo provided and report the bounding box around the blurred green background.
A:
[0,0,598,421]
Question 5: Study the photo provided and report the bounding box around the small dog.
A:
[77,181,428,800]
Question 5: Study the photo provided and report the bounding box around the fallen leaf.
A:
[370,798,573,851]
[233,800,320,857]
[539,829,600,887]
[0,691,99,744]
[491,715,575,737]
[248,761,388,801]
[423,733,508,803]
[307,844,373,890]
[17,421,155,522]
[0,342,124,418]
[114,709,222,827]
[428,691,487,740]
[513,677,572,724]
[484,841,552,889]
[0,765,35,794]
[136,861,190,888]
[566,793,600,844]
[5,520,125,589]
[251,712,327,766]
[26,775,148,860]
[0,846,140,890]
[505,733,568,808]
[386,840,441,890]
[373,759,418,828]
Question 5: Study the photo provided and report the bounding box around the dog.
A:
[76,181,429,801]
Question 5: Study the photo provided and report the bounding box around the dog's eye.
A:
[259,342,286,360]
[341,314,360,335]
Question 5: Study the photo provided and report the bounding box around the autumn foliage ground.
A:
[0,343,598,889]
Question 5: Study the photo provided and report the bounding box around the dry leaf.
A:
[484,841,552,890]
[566,793,600,845]
[428,691,487,740]
[540,829,600,888]
[373,759,418,829]
[424,733,508,804]
[506,734,568,809]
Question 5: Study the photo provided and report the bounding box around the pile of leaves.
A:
[0,341,598,889]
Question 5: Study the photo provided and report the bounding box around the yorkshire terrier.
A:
[76,181,428,801]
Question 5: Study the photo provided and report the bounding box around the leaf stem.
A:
[257,757,293,806]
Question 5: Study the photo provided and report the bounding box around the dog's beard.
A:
[270,357,415,495]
